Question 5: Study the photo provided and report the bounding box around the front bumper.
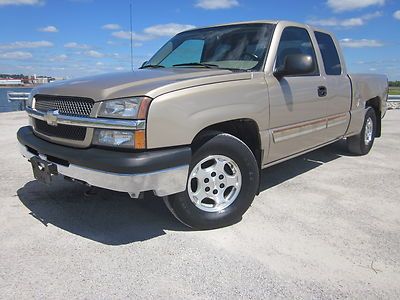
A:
[17,126,191,197]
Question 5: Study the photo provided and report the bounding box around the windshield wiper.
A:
[218,67,248,72]
[139,64,165,69]
[173,62,219,69]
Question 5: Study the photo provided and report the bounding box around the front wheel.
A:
[347,107,377,155]
[164,133,259,230]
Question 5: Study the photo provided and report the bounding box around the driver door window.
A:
[275,27,319,76]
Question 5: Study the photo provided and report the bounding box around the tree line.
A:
[389,81,400,87]
[0,74,27,79]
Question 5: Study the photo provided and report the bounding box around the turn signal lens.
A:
[138,97,152,119]
[134,130,146,149]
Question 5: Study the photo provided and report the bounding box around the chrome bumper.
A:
[19,143,189,198]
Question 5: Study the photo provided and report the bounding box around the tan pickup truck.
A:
[17,20,388,229]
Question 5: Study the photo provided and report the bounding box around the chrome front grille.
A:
[34,94,94,117]
[32,94,95,147]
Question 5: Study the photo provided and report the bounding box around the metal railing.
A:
[388,95,400,102]
[7,92,30,110]
[5,91,400,112]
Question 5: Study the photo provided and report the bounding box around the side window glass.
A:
[315,32,342,75]
[161,39,205,67]
[276,27,319,76]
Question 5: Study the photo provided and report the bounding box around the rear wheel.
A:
[164,133,259,230]
[347,107,377,155]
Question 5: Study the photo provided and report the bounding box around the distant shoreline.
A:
[0,86,35,89]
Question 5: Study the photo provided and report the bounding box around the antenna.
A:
[129,0,134,72]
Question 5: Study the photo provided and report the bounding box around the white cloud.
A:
[0,40,53,49]
[144,23,196,37]
[50,54,68,62]
[394,10,400,20]
[340,38,384,48]
[84,50,104,58]
[112,23,195,42]
[195,0,239,10]
[16,65,33,70]
[0,51,33,60]
[327,0,385,12]
[0,0,44,6]
[308,11,382,28]
[64,42,90,49]
[38,25,58,33]
[102,23,121,30]
[111,31,153,41]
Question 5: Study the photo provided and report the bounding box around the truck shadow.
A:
[17,140,351,245]
[17,180,190,246]
[259,140,350,191]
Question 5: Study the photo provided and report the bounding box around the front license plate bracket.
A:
[30,156,58,185]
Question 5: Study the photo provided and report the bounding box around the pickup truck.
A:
[17,20,388,229]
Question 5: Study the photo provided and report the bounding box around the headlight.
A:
[98,97,151,119]
[92,129,146,149]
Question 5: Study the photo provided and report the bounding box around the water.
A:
[0,87,32,113]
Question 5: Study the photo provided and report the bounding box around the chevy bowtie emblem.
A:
[44,109,59,127]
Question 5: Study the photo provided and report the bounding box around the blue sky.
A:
[0,0,399,79]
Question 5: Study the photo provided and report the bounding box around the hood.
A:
[32,68,252,101]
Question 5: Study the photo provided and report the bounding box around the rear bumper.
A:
[17,126,191,197]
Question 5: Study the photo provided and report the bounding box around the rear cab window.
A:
[314,32,342,75]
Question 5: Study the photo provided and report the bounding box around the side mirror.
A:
[141,61,148,68]
[274,54,315,79]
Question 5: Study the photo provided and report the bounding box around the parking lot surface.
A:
[1,111,399,299]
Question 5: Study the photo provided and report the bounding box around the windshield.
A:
[143,23,275,71]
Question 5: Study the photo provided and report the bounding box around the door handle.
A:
[318,86,327,97]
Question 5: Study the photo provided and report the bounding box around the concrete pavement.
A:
[0,111,399,299]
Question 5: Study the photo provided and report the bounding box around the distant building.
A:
[33,77,49,84]
[0,79,23,86]
[51,77,65,82]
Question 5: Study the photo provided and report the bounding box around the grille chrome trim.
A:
[27,107,146,130]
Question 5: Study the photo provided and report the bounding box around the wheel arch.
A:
[365,97,381,137]
[191,118,263,169]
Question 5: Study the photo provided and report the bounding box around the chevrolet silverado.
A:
[17,21,388,229]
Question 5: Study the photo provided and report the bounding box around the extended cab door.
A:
[265,25,328,163]
[314,31,351,140]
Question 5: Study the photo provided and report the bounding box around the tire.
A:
[164,133,259,230]
[347,107,377,155]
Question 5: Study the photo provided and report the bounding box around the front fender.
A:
[146,75,269,149]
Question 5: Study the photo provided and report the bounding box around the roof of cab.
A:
[181,20,328,35]
[181,20,278,33]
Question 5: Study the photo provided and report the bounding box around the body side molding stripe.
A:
[271,113,348,143]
